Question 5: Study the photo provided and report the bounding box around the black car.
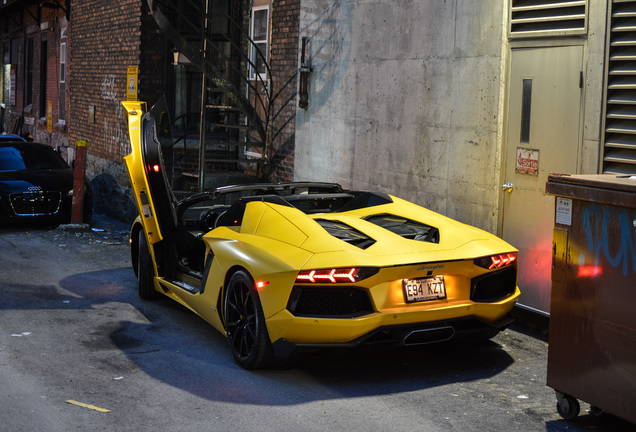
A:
[0,133,26,142]
[0,141,92,225]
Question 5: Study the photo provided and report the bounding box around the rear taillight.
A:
[296,267,378,283]
[474,253,517,270]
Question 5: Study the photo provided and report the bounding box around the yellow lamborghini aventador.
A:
[122,99,520,369]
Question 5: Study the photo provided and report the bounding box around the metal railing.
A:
[146,0,273,188]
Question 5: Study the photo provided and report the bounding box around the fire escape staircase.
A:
[146,0,272,190]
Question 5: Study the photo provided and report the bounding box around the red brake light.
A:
[474,253,517,270]
[296,267,378,283]
[152,164,160,173]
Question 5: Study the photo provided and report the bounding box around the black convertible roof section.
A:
[213,189,395,227]
[338,191,393,212]
[212,182,344,198]
[178,183,393,216]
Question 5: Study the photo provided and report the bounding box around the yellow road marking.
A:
[65,400,111,413]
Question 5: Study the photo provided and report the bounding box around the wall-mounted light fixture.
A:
[172,49,191,66]
[299,36,312,110]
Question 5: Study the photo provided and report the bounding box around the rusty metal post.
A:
[71,139,87,224]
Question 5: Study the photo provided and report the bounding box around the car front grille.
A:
[287,286,374,318]
[470,266,517,302]
[10,192,62,216]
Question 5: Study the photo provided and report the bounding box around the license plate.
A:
[403,276,446,303]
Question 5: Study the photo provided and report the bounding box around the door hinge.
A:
[579,71,583,89]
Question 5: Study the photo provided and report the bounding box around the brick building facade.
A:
[0,2,69,150]
[67,0,164,220]
[269,0,299,182]
[68,0,142,164]
[1,0,300,222]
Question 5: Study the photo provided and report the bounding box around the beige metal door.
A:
[502,46,583,314]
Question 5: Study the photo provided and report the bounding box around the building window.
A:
[40,39,47,119]
[1,42,8,103]
[59,39,66,84]
[1,42,8,132]
[249,5,270,81]
[520,79,532,144]
[25,38,34,107]
[59,27,67,123]
[6,40,18,109]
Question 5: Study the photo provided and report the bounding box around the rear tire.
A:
[224,270,274,369]
[138,230,158,300]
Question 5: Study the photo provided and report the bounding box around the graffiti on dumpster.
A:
[582,203,636,276]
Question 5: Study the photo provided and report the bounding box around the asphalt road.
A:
[0,216,634,432]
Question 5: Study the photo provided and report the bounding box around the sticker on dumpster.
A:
[556,197,572,226]
[516,147,539,176]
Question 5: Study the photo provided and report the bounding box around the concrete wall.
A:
[295,0,508,232]
[580,1,608,175]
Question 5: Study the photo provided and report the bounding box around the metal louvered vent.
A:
[510,0,588,38]
[602,0,636,175]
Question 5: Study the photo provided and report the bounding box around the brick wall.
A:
[68,0,143,166]
[269,0,300,182]
[139,5,166,109]
[0,5,65,145]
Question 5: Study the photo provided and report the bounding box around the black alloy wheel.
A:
[138,229,158,300]
[224,270,274,369]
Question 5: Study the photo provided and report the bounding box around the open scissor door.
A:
[123,97,179,278]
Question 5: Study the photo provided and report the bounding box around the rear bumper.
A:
[266,286,519,343]
[271,314,514,358]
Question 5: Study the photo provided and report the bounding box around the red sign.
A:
[516,147,539,176]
